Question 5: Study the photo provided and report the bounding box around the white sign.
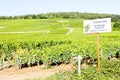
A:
[83,18,111,33]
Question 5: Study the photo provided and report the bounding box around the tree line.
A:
[0,12,120,22]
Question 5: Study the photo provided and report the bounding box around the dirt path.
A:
[66,28,73,35]
[0,64,72,80]
[0,30,50,34]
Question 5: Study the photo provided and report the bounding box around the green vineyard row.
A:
[0,38,120,69]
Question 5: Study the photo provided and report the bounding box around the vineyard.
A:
[0,19,120,80]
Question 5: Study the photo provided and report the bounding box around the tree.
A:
[113,22,120,30]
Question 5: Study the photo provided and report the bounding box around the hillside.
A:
[0,18,120,80]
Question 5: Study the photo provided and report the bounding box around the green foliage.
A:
[113,22,120,30]
[46,60,120,80]
[0,18,119,80]
[0,12,120,22]
[0,18,119,68]
[0,39,120,69]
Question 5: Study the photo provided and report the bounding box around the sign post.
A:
[97,33,100,72]
[83,18,111,72]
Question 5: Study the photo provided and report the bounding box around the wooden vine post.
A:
[97,33,100,72]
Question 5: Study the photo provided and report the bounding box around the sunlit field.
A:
[0,19,120,80]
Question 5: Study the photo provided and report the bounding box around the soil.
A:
[0,64,73,80]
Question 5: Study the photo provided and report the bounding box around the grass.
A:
[0,19,119,42]
[0,19,84,41]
